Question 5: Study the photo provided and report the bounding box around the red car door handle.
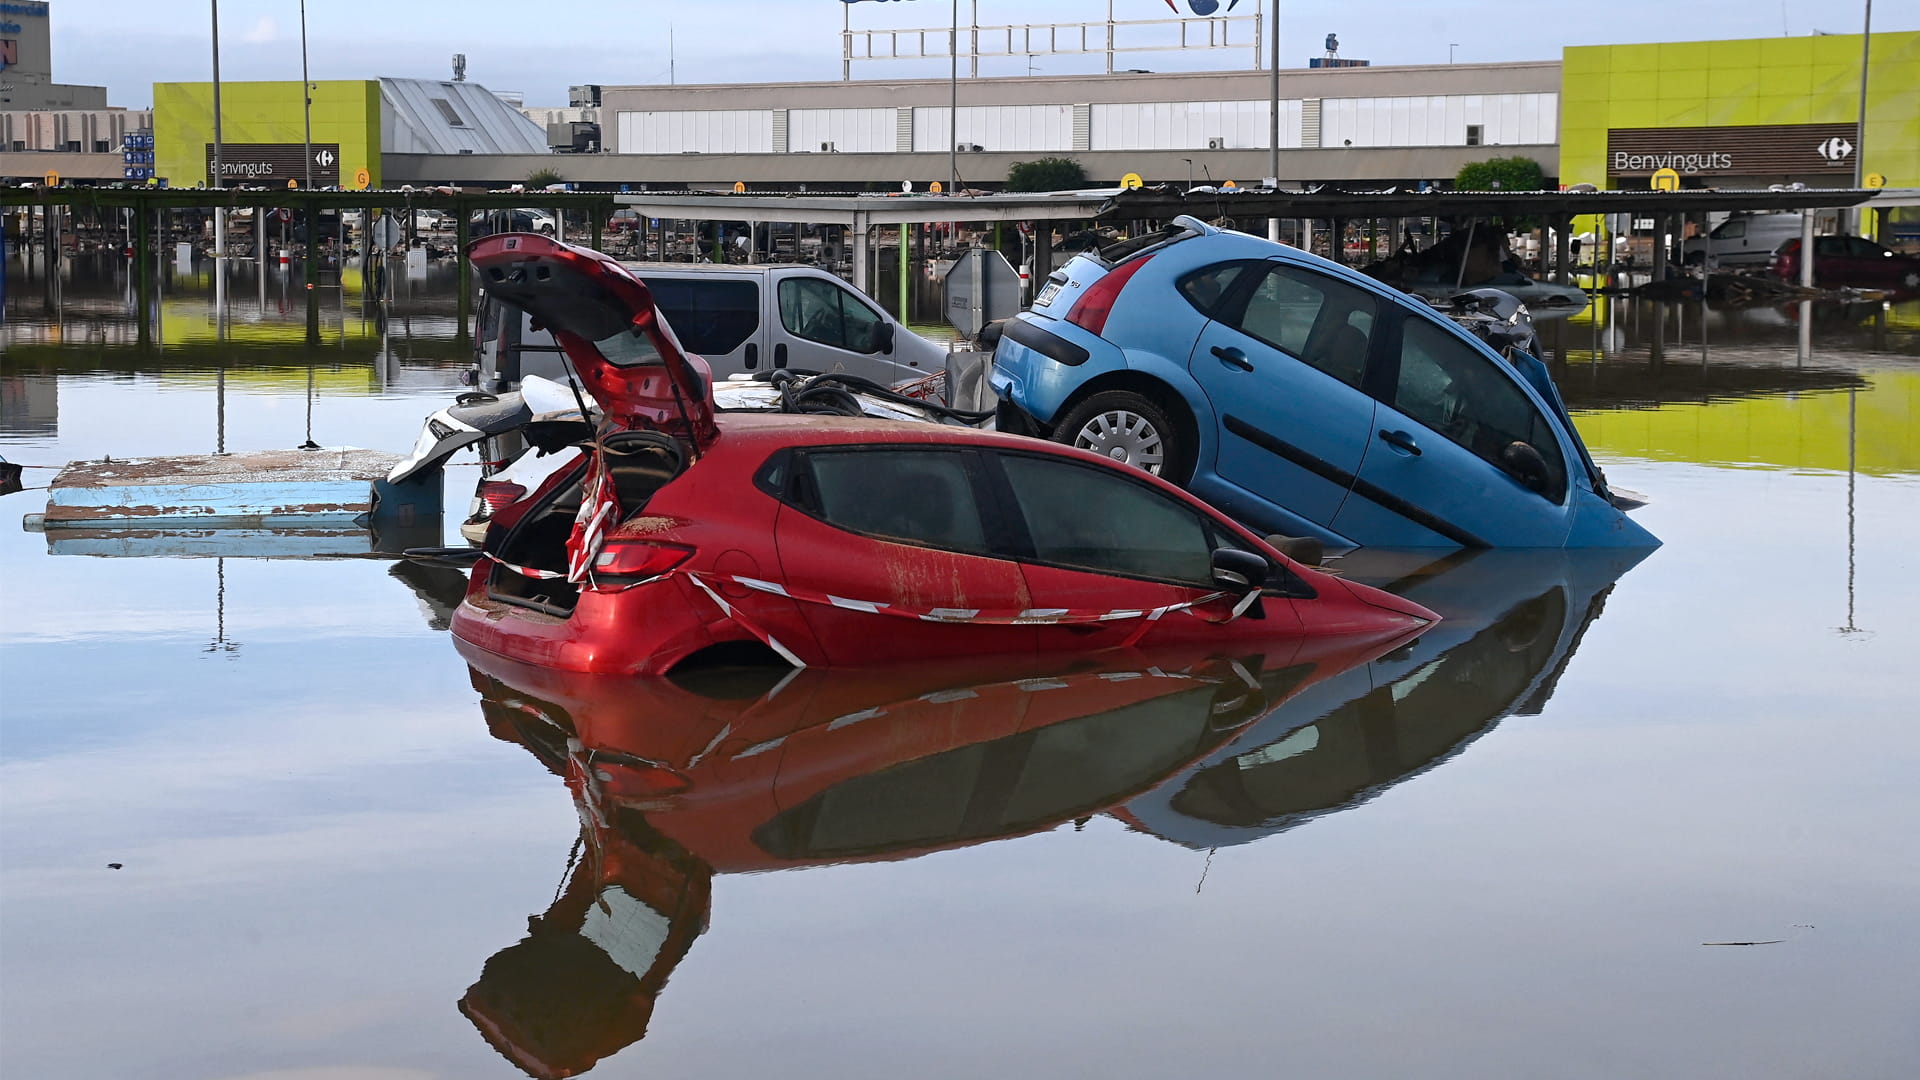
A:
[1211,345,1253,371]
[1378,429,1421,456]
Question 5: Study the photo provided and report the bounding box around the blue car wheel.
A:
[1051,390,1194,485]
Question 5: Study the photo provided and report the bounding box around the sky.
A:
[46,0,1905,110]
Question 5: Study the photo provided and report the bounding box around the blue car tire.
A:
[1051,390,1195,485]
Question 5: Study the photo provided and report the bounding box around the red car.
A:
[450,234,1437,676]
[1769,236,1920,291]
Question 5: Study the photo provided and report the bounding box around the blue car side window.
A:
[1176,262,1252,318]
[1392,317,1568,503]
[1224,265,1375,390]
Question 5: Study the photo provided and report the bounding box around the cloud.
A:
[240,16,279,45]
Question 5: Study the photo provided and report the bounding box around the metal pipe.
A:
[1799,208,1815,289]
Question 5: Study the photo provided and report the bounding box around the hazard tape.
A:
[480,561,1257,666]
[703,572,1241,628]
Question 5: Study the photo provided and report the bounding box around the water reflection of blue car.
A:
[990,218,1656,550]
[1117,547,1649,848]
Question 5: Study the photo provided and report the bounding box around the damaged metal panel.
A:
[42,448,415,527]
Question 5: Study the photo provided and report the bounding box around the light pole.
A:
[1853,0,1873,235]
[210,0,223,191]
[949,0,959,193]
[300,0,314,191]
[1267,0,1280,241]
[1449,43,1460,64]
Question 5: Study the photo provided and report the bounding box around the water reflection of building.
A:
[458,635,1408,1077]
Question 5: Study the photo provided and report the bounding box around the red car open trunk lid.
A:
[467,233,717,450]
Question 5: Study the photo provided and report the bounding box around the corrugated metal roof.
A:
[379,78,550,156]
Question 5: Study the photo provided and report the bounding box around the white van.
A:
[474,263,948,390]
[1682,214,1806,267]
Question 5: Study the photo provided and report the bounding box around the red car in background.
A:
[1770,236,1920,291]
[448,233,1436,677]
[605,208,643,233]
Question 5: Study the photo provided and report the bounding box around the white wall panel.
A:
[788,108,896,153]
[617,109,773,154]
[1318,93,1556,147]
[912,104,1075,153]
[1088,100,1300,151]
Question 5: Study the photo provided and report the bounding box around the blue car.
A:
[990,218,1656,550]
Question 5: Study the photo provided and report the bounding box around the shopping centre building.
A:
[1,4,1914,206]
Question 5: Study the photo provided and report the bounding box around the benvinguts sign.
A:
[1607,123,1859,178]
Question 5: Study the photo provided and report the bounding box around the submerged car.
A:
[990,217,1655,550]
[445,233,1436,676]
[1768,236,1920,291]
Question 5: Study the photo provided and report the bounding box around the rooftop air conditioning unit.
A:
[1207,137,1227,150]
[957,142,985,153]
[820,141,837,152]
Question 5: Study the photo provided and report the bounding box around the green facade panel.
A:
[1561,31,1920,189]
[153,80,381,190]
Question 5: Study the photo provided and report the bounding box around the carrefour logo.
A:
[1164,0,1242,11]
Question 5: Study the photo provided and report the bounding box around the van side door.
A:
[638,275,764,377]
[769,271,920,384]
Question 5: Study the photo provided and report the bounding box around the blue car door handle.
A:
[1378,429,1422,456]
[1211,345,1253,372]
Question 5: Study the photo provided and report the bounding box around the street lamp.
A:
[209,0,223,190]
[301,0,314,191]
[1449,43,1460,64]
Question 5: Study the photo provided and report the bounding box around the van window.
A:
[1714,219,1746,240]
[645,278,760,357]
[779,278,887,353]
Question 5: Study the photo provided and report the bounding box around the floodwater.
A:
[3,253,1918,1080]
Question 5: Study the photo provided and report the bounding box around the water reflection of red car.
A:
[448,234,1436,677]
[458,631,1411,1076]
[1769,236,1920,291]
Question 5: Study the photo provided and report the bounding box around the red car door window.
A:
[805,449,992,555]
[997,453,1214,584]
[773,448,1036,665]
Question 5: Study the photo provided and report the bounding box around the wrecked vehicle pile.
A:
[431,233,1435,676]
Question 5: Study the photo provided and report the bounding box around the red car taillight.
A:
[1066,256,1153,336]
[477,480,527,514]
[591,539,695,578]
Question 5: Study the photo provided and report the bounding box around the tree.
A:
[1455,156,1546,192]
[525,166,566,189]
[1006,157,1087,193]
